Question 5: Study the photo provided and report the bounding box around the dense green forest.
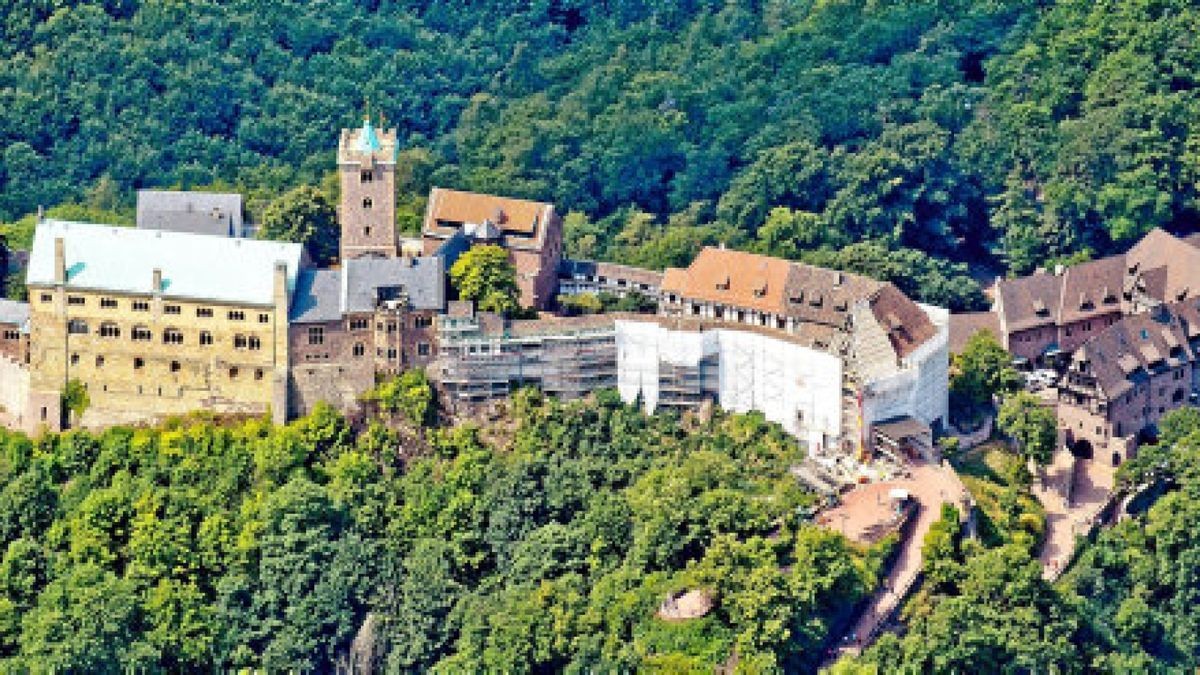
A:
[4,378,1200,672]
[0,384,896,672]
[4,0,1199,309]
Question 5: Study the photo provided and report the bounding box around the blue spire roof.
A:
[354,118,382,154]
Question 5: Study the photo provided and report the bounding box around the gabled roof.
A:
[289,269,342,323]
[342,256,445,313]
[661,247,794,315]
[136,190,244,238]
[996,269,1063,331]
[424,188,554,237]
[660,246,938,358]
[1072,306,1193,399]
[27,220,303,306]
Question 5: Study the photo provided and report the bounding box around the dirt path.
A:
[822,459,970,657]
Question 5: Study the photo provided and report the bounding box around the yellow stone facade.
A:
[26,246,289,431]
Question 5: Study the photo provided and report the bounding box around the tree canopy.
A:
[4,1,1198,310]
[449,245,521,315]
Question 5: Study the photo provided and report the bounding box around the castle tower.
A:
[338,118,398,261]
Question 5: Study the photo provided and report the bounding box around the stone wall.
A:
[0,354,29,430]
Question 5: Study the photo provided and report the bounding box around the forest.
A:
[0,382,893,672]
[4,0,1200,310]
[2,378,1200,672]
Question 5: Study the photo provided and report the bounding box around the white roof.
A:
[27,220,304,306]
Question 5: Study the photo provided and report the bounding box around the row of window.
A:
[301,342,430,360]
[68,320,263,350]
[47,294,270,323]
[69,352,265,377]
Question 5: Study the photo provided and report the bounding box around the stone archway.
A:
[1111,451,1122,467]
[1070,438,1094,460]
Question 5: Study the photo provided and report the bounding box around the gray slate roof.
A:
[137,190,245,238]
[344,256,445,313]
[289,269,342,323]
[28,220,303,306]
[289,256,446,323]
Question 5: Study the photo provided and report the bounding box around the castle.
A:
[0,120,949,460]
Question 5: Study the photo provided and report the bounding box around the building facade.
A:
[421,188,563,310]
[992,229,1200,364]
[288,256,445,418]
[1057,301,1200,465]
[22,221,301,432]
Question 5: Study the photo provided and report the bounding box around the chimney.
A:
[53,237,65,284]
[1054,264,1064,276]
[37,205,45,223]
[273,262,289,313]
[152,268,162,294]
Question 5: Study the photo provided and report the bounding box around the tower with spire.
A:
[338,117,398,261]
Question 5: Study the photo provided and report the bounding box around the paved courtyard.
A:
[1033,449,1115,579]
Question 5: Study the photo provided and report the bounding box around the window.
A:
[258,313,270,324]
[67,319,89,334]
[99,322,121,338]
[248,336,262,351]
[414,315,433,329]
[308,326,324,345]
[199,331,213,346]
[364,226,372,237]
[2,330,19,340]
[362,197,373,209]
[100,297,118,309]
[234,335,247,350]
[361,170,373,183]
[67,296,85,306]
[95,356,104,368]
[132,325,152,341]
[254,368,264,381]
[170,361,181,373]
[229,367,239,379]
[164,304,181,315]
[349,318,370,331]
[132,300,150,312]
[386,348,397,359]
[353,342,365,357]
[417,342,430,356]
[196,307,213,318]
[40,293,52,303]
[386,322,397,333]
[162,328,184,345]
[228,310,245,321]
[134,357,145,369]
[70,353,79,365]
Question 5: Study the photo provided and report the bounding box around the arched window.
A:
[99,322,121,338]
[67,319,89,334]
[131,325,152,341]
[162,328,184,345]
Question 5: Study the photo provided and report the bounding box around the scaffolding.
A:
[436,316,617,409]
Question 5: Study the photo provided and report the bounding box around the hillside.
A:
[0,387,893,672]
[4,1,1198,309]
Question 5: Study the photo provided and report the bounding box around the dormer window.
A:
[809,293,823,308]
[716,275,730,291]
[1079,293,1093,310]
[1102,286,1117,304]
[753,283,767,297]
[1033,298,1049,316]
[790,290,805,304]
